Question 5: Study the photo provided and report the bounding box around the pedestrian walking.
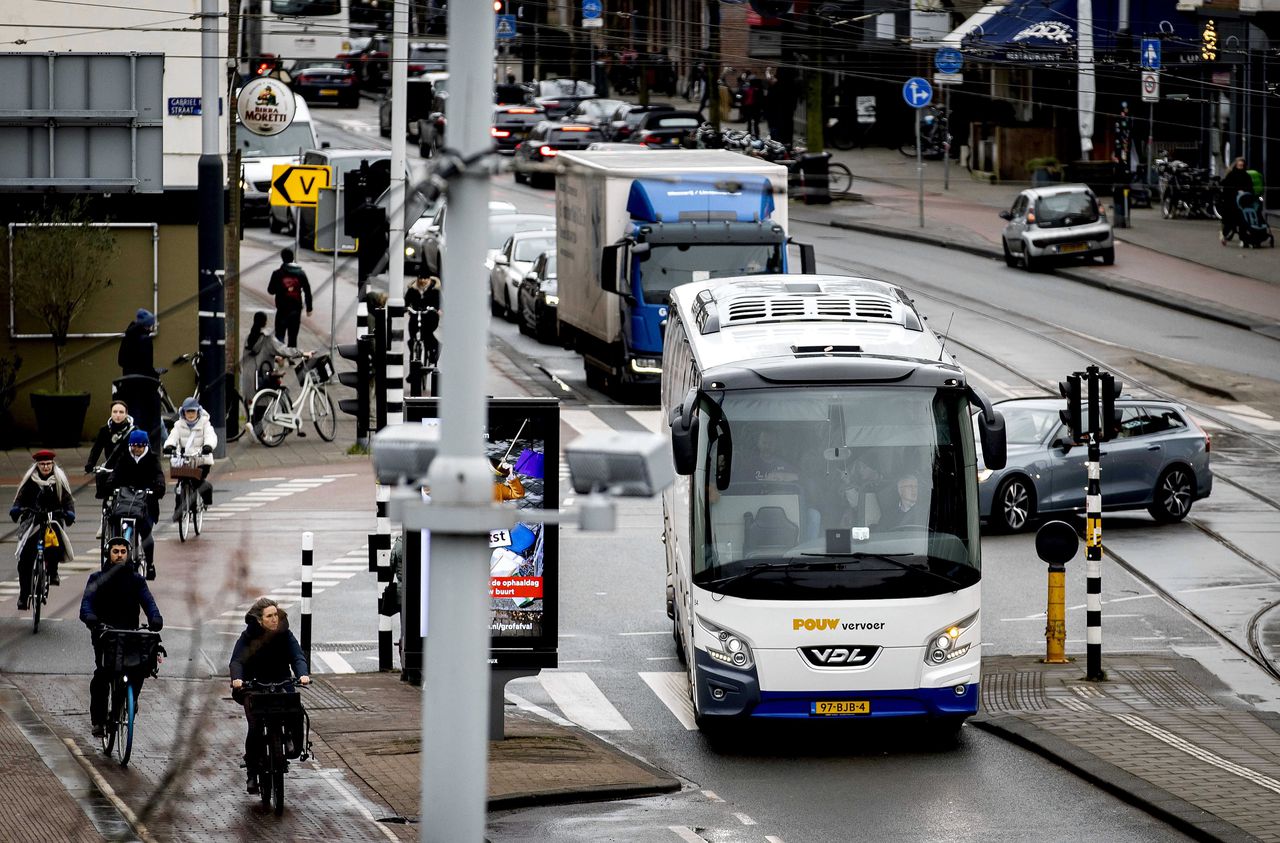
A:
[116,309,164,448]
[741,72,763,137]
[118,309,156,378]
[1219,156,1253,245]
[241,311,305,402]
[267,248,313,346]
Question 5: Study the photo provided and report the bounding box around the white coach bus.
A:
[660,274,1007,735]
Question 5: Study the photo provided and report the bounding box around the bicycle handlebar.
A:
[243,679,308,692]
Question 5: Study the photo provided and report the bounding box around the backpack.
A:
[279,271,304,304]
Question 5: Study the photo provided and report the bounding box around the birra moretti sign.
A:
[236,78,296,136]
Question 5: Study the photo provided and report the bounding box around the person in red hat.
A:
[9,450,76,610]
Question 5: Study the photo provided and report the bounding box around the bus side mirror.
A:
[978,412,1007,471]
[670,388,698,476]
[798,242,816,274]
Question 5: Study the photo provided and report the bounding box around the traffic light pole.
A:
[1085,432,1105,681]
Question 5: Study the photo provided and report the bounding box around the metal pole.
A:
[198,0,226,457]
[916,111,924,227]
[301,531,313,671]
[421,0,496,838]
[943,87,951,191]
[387,0,408,327]
[331,182,340,362]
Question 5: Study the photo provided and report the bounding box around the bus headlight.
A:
[404,246,416,257]
[697,615,754,670]
[924,611,978,665]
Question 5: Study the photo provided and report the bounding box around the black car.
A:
[511,122,605,187]
[606,103,675,141]
[531,79,596,120]
[627,110,703,147]
[492,104,546,154]
[517,250,558,342]
[288,61,359,108]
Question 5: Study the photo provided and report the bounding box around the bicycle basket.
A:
[170,465,203,481]
[110,489,149,522]
[248,690,305,717]
[295,354,334,386]
[99,629,162,674]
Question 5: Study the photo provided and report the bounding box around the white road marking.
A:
[640,672,697,731]
[315,651,356,674]
[505,690,577,728]
[249,476,287,482]
[322,473,359,478]
[765,836,788,843]
[646,656,679,661]
[617,630,668,636]
[317,769,400,841]
[558,659,603,664]
[62,739,161,843]
[626,409,663,433]
[1114,712,1280,795]
[538,671,632,731]
[1179,582,1277,594]
[289,579,341,587]
[669,827,708,843]
[732,813,757,825]
[701,790,724,802]
[561,409,613,436]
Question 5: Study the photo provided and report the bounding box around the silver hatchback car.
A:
[978,397,1212,532]
[1000,184,1115,270]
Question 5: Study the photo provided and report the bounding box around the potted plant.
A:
[1026,156,1062,185]
[7,200,118,445]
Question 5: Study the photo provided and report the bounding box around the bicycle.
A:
[406,305,440,398]
[159,351,252,443]
[19,509,59,634]
[96,624,163,767]
[168,452,206,542]
[94,470,151,577]
[243,679,311,816]
[249,352,337,447]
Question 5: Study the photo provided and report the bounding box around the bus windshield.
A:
[637,243,783,304]
[692,386,980,600]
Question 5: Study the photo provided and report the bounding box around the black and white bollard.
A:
[386,298,405,426]
[374,484,394,670]
[1085,437,1105,681]
[301,530,313,672]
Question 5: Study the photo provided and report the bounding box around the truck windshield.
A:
[637,243,782,304]
[692,386,980,600]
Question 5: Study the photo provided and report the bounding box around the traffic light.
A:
[337,338,372,447]
[1099,371,1122,441]
[1058,375,1082,442]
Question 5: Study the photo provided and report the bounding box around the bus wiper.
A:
[800,552,966,590]
[699,561,799,590]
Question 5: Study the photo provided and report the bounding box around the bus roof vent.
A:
[852,295,894,320]
[721,290,900,327]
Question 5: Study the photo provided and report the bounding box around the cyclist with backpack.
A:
[9,451,75,609]
[81,537,163,738]
[267,248,313,346]
[85,400,135,538]
[162,397,217,508]
[107,430,166,581]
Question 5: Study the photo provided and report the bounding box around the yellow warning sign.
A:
[269,164,331,207]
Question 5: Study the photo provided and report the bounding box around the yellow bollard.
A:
[1035,520,1079,665]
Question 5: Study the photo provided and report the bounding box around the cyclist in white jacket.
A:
[163,397,217,507]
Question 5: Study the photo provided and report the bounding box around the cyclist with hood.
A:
[86,400,135,538]
[163,397,217,507]
[107,429,166,580]
[10,451,75,609]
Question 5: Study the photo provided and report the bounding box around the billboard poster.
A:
[404,397,558,670]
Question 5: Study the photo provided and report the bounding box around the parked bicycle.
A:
[243,679,311,816]
[115,351,251,443]
[899,107,951,161]
[168,453,206,542]
[97,624,163,767]
[249,352,337,447]
[1156,156,1221,220]
[19,509,58,634]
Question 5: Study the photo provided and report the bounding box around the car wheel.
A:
[1002,240,1017,267]
[1022,249,1039,272]
[505,290,519,323]
[514,170,525,184]
[490,285,504,317]
[1148,466,1194,523]
[993,475,1035,533]
[1161,192,1174,220]
[1099,247,1115,266]
[269,214,283,234]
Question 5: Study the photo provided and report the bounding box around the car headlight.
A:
[543,294,558,306]
[697,615,754,669]
[977,468,993,483]
[404,246,416,257]
[923,611,978,665]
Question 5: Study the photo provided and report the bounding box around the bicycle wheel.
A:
[117,683,134,767]
[899,142,920,158]
[249,390,289,447]
[193,494,204,535]
[310,389,336,442]
[176,483,190,543]
[827,163,853,195]
[31,550,44,634]
[225,387,246,443]
[258,759,273,808]
[102,682,120,756]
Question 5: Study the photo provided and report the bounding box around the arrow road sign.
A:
[270,163,331,207]
[496,14,517,40]
[1141,71,1160,103]
[935,48,963,74]
[902,77,933,108]
[1140,38,1161,70]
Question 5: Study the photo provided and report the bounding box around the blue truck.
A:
[554,150,811,390]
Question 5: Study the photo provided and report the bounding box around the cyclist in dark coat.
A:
[228,597,311,793]
[80,537,163,738]
[107,430,166,580]
[10,450,76,608]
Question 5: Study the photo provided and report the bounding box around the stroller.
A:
[1234,191,1275,248]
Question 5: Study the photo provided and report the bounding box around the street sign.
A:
[495,13,517,39]
[1141,71,1160,103]
[582,0,602,27]
[316,185,357,253]
[934,48,963,74]
[1140,38,1161,70]
[933,72,963,85]
[269,163,331,207]
[902,77,933,108]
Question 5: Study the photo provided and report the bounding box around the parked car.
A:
[606,103,674,141]
[239,93,318,226]
[481,214,556,283]
[531,79,596,119]
[268,148,394,251]
[491,103,546,154]
[517,250,558,341]
[511,122,604,187]
[489,228,557,320]
[977,397,1212,532]
[560,98,627,130]
[626,110,703,148]
[287,61,359,108]
[410,200,524,278]
[1000,184,1115,270]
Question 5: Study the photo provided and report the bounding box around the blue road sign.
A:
[1140,39,1161,70]
[902,77,933,109]
[496,14,517,40]
[582,0,602,19]
[935,48,963,74]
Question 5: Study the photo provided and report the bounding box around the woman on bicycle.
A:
[162,397,217,508]
[404,275,441,366]
[228,597,311,793]
[80,537,163,738]
[86,400,136,538]
[107,430,165,581]
[9,451,75,609]
[242,312,305,402]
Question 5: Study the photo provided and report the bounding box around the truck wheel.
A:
[584,361,607,391]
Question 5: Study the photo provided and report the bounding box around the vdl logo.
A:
[800,645,881,668]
